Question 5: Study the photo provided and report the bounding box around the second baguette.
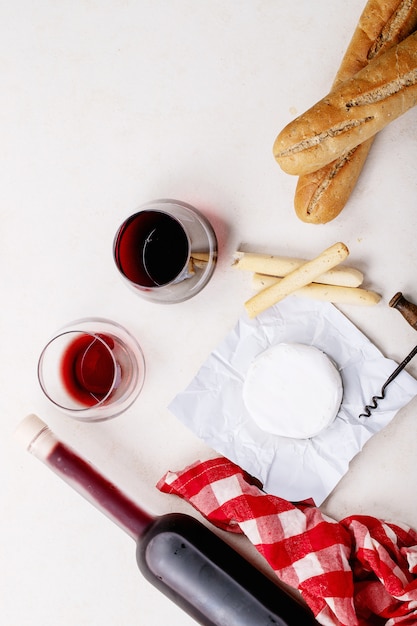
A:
[294,139,374,223]
[273,30,417,176]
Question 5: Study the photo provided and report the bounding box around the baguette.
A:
[252,274,381,306]
[294,0,417,223]
[233,251,364,286]
[334,0,417,86]
[244,242,349,318]
[273,30,417,176]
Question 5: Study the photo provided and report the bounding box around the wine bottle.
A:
[15,414,317,626]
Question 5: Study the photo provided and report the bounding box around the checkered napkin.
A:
[157,457,417,626]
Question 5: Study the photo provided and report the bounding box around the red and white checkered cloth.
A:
[157,456,417,626]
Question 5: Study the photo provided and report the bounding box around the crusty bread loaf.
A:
[294,0,417,223]
[273,30,417,176]
[294,139,374,222]
[335,0,417,87]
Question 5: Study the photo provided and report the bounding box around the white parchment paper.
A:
[169,298,417,504]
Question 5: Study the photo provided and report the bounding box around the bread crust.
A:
[295,0,417,223]
[294,139,374,223]
[274,30,417,176]
[335,0,417,87]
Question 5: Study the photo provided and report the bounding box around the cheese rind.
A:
[243,343,343,439]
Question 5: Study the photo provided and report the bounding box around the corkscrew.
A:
[359,292,417,418]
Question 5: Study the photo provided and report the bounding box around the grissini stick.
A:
[294,0,417,223]
[273,30,417,176]
[244,242,349,318]
[252,273,381,306]
[233,250,363,286]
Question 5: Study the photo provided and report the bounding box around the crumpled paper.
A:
[169,297,417,505]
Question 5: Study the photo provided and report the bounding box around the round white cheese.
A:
[242,343,343,439]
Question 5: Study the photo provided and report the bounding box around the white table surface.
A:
[2,1,417,624]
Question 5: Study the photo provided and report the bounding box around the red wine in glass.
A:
[114,210,190,288]
[37,318,145,421]
[60,334,117,407]
[113,201,218,303]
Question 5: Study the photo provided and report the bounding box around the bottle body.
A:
[137,512,317,626]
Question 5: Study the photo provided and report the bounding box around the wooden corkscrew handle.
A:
[389,292,417,330]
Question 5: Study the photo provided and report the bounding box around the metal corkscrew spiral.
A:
[359,292,417,418]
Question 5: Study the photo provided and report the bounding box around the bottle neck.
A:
[24,418,154,540]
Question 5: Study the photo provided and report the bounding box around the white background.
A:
[2,1,417,624]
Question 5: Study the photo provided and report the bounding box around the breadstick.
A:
[273,30,417,176]
[191,251,211,262]
[294,0,417,223]
[244,242,349,318]
[233,251,363,287]
[252,274,381,306]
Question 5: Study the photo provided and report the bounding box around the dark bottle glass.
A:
[16,414,317,626]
